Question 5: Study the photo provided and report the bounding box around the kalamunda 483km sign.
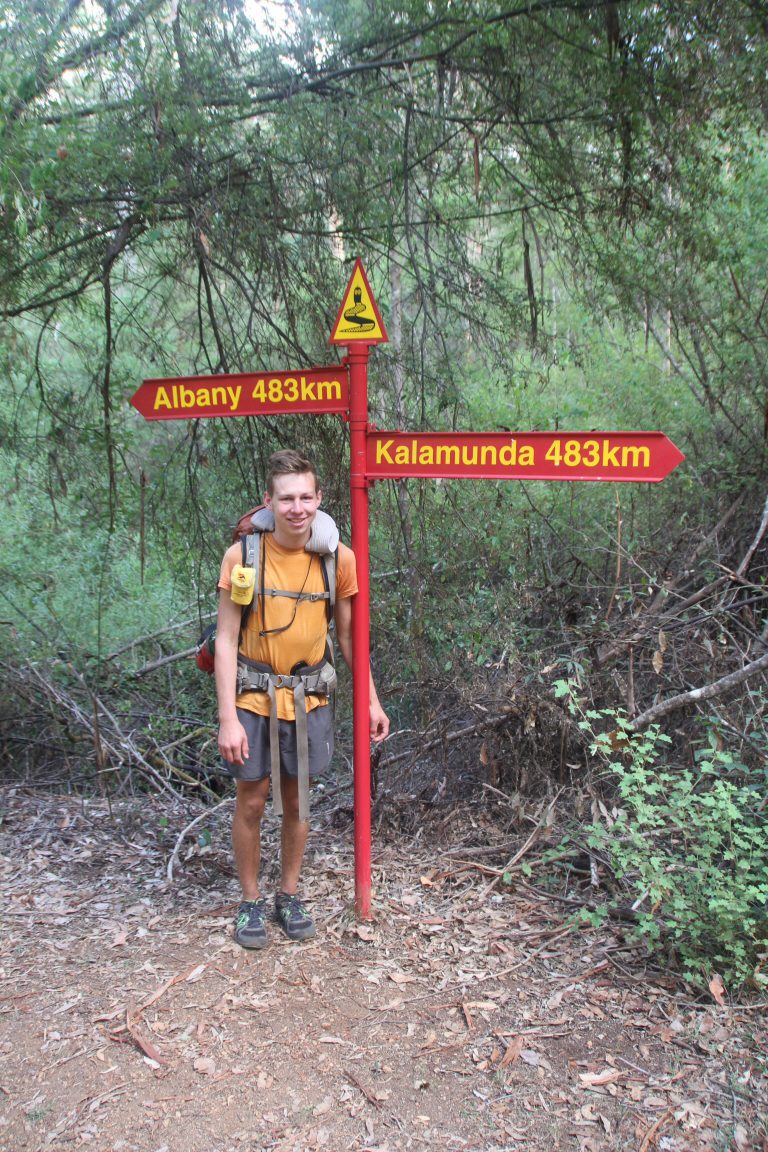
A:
[366,429,684,483]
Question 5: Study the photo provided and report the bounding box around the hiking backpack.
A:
[195,505,338,673]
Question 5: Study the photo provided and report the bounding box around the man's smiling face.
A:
[264,471,322,548]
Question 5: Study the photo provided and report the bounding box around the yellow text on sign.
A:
[544,439,651,469]
[154,382,242,412]
[134,367,351,420]
[250,376,343,404]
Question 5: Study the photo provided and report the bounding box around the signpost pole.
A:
[347,344,373,918]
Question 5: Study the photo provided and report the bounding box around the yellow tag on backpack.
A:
[230,564,255,605]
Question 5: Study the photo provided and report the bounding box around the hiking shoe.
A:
[234,898,268,949]
[274,892,316,941]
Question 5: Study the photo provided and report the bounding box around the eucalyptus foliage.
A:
[0,0,765,717]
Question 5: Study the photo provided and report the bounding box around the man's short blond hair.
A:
[266,449,320,495]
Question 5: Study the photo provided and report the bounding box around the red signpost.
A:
[327,258,388,917]
[131,258,685,919]
[347,344,375,917]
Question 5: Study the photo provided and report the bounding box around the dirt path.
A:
[1,785,766,1151]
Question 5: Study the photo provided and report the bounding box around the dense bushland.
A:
[0,0,766,991]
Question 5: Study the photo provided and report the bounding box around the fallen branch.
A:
[378,706,516,769]
[133,645,199,677]
[19,661,189,802]
[105,610,214,659]
[630,649,768,731]
[736,489,768,578]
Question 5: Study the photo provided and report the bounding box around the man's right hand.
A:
[218,716,249,766]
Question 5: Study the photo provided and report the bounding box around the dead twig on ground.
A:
[343,1068,383,1109]
[481,791,563,897]
[638,1109,673,1152]
[167,796,234,881]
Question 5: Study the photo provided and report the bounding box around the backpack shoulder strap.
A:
[243,532,260,568]
[239,532,262,632]
[320,549,337,622]
[306,511,338,623]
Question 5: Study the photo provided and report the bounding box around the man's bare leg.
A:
[274,774,316,939]
[278,774,309,895]
[232,777,269,899]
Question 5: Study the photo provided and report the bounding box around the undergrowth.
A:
[555,680,768,993]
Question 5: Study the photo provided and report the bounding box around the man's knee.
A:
[235,779,269,824]
[279,775,306,822]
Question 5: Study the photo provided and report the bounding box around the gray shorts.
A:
[225,705,334,782]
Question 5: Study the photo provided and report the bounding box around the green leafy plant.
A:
[554,679,768,990]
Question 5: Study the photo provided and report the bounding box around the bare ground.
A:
[1,784,766,1152]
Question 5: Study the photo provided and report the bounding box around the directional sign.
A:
[366,430,685,483]
[132,367,349,420]
[329,258,388,345]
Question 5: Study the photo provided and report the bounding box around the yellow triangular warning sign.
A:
[329,259,388,345]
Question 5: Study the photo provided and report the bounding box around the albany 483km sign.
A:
[132,367,349,419]
[130,257,685,917]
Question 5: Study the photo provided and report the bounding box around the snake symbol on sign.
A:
[342,287,376,332]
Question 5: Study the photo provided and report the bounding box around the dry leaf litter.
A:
[1,784,766,1152]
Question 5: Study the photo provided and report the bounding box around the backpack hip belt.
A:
[236,654,337,821]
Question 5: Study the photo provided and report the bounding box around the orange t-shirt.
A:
[218,534,357,720]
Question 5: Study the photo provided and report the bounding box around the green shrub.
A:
[555,680,768,991]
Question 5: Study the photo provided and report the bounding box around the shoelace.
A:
[240,900,266,918]
[279,896,307,916]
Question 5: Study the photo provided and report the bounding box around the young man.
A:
[215,449,389,948]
